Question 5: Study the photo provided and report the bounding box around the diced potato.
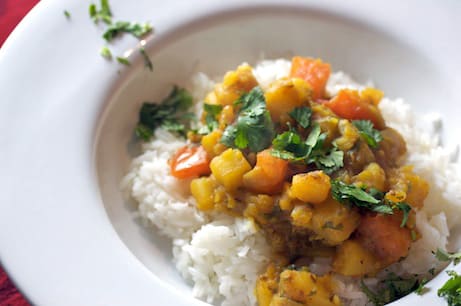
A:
[210,148,251,192]
[290,171,331,204]
[242,150,288,194]
[214,64,258,105]
[278,269,340,306]
[352,162,386,191]
[279,183,295,211]
[334,119,360,151]
[265,77,311,123]
[332,240,383,276]
[360,87,384,106]
[244,193,275,225]
[190,177,216,211]
[387,165,429,209]
[218,105,235,129]
[201,129,226,158]
[256,264,278,306]
[290,205,313,228]
[270,296,304,306]
[308,197,360,245]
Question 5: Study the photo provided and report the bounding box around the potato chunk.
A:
[352,162,386,191]
[290,171,331,204]
[210,148,251,192]
[332,240,383,276]
[190,177,216,211]
[308,197,360,245]
[278,269,340,306]
[214,64,258,106]
[201,129,226,158]
[265,77,311,123]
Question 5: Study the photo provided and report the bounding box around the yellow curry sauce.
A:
[169,57,429,306]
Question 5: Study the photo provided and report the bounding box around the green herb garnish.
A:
[271,124,344,174]
[331,180,411,220]
[116,56,130,65]
[435,249,461,265]
[361,273,426,305]
[103,21,152,41]
[289,106,312,129]
[438,270,461,306]
[89,0,112,24]
[198,104,223,135]
[100,46,112,59]
[221,87,275,152]
[135,86,194,140]
[140,47,153,72]
[353,120,383,148]
[64,10,71,19]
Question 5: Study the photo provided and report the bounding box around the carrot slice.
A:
[170,145,211,179]
[324,89,385,129]
[356,214,411,265]
[290,56,331,100]
[242,149,288,194]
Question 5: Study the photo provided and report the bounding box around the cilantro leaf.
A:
[361,273,427,306]
[198,104,223,134]
[64,10,71,19]
[353,120,383,148]
[396,202,411,227]
[289,106,312,128]
[271,124,343,173]
[89,0,112,24]
[331,180,393,214]
[116,56,130,65]
[103,21,152,41]
[221,87,275,152]
[136,86,194,140]
[438,270,461,306]
[435,249,461,265]
[100,46,112,59]
[140,47,153,72]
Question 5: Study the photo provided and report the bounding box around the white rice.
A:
[122,59,461,306]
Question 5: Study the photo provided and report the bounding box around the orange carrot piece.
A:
[325,89,385,129]
[356,214,411,265]
[243,149,288,194]
[170,145,211,179]
[290,56,331,100]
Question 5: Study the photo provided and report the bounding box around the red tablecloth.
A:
[1,1,40,304]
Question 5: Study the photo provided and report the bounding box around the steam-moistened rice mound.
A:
[122,58,461,306]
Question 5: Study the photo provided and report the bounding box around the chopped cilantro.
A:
[198,104,223,134]
[116,56,130,65]
[396,202,411,227]
[89,0,112,24]
[438,270,461,306]
[289,106,312,128]
[415,278,429,295]
[221,87,275,152]
[100,46,112,59]
[331,180,412,219]
[64,10,71,19]
[140,47,153,72]
[429,268,436,276]
[353,120,383,148]
[136,86,194,140]
[435,249,461,265]
[103,21,152,41]
[271,124,343,174]
[361,273,426,305]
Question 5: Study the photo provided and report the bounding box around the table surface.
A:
[1,1,40,304]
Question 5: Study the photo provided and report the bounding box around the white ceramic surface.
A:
[1,0,461,305]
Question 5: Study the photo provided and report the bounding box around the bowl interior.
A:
[95,5,457,298]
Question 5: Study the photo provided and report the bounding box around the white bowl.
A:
[1,0,461,305]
